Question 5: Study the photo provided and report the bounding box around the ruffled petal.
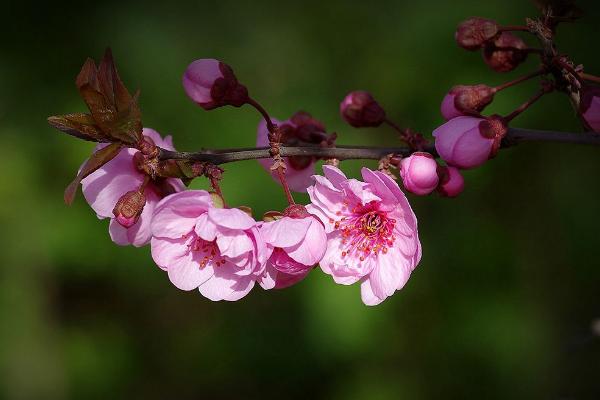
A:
[285,218,327,265]
[208,207,256,230]
[260,217,312,248]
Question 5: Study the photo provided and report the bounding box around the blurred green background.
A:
[1,0,600,398]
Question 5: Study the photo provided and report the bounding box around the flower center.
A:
[186,235,227,268]
[332,203,396,262]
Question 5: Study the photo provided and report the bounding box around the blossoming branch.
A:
[48,1,600,305]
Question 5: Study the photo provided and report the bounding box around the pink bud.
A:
[182,59,248,110]
[580,85,600,132]
[112,190,146,228]
[340,91,386,128]
[433,116,507,169]
[482,32,528,73]
[441,84,496,120]
[437,166,465,197]
[455,17,499,51]
[399,152,439,195]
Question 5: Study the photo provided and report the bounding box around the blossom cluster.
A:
[81,126,421,305]
[49,4,600,306]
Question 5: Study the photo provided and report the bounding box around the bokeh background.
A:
[1,0,600,398]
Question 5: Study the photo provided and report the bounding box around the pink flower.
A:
[580,86,600,132]
[433,116,507,169]
[306,166,421,306]
[150,190,270,300]
[256,116,320,192]
[182,59,248,110]
[81,128,184,247]
[440,85,495,121]
[436,166,465,197]
[400,152,439,195]
[260,210,327,289]
[340,91,386,128]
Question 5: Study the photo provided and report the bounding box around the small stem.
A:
[504,89,550,122]
[580,73,600,85]
[494,69,546,92]
[384,118,403,134]
[499,25,530,32]
[276,167,295,205]
[246,97,276,132]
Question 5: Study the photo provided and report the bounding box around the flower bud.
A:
[283,204,312,219]
[432,115,507,169]
[441,84,496,120]
[580,85,600,132]
[340,91,386,128]
[436,166,465,197]
[399,152,439,195]
[182,59,249,110]
[455,17,499,51]
[112,190,146,228]
[482,32,528,73]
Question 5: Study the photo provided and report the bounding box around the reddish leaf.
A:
[64,142,123,205]
[47,113,110,142]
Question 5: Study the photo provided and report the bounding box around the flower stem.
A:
[494,68,546,92]
[499,25,530,32]
[580,72,600,85]
[276,167,295,205]
[504,88,551,122]
[246,97,276,132]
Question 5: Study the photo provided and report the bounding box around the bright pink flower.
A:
[256,117,317,192]
[437,166,465,197]
[260,213,327,289]
[580,86,600,132]
[182,59,248,110]
[306,166,421,306]
[433,116,506,169]
[400,152,439,195]
[340,91,386,128]
[151,190,270,300]
[81,128,184,247]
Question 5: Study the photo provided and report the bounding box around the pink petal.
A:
[322,165,348,189]
[198,262,255,301]
[194,212,218,241]
[151,236,192,270]
[360,168,397,205]
[167,252,215,291]
[260,217,312,248]
[152,191,211,239]
[216,229,254,258]
[368,249,405,299]
[360,278,385,306]
[284,161,317,193]
[108,190,158,247]
[208,207,256,230]
[81,148,143,218]
[285,218,327,265]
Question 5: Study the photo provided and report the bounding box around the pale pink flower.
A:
[260,213,327,289]
[81,128,184,247]
[400,152,439,195]
[150,190,270,301]
[306,166,421,306]
[256,118,317,192]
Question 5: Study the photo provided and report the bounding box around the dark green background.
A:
[1,1,599,398]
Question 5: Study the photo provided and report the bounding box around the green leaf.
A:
[64,142,123,205]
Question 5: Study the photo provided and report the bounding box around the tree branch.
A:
[158,127,600,165]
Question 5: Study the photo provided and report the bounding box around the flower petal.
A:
[260,217,312,248]
[208,207,256,230]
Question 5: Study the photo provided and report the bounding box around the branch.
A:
[158,127,600,165]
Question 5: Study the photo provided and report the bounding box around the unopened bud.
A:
[283,204,311,219]
[437,166,465,197]
[399,152,439,195]
[183,59,249,110]
[441,84,496,120]
[455,17,499,51]
[483,32,528,73]
[113,190,146,228]
[340,91,386,128]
